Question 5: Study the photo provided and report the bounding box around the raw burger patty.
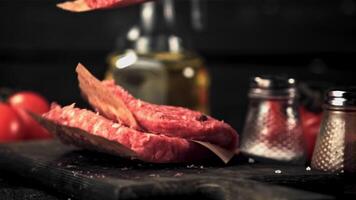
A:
[43,104,211,163]
[101,80,238,150]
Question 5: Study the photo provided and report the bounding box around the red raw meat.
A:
[57,0,149,12]
[100,80,238,150]
[86,0,147,9]
[43,104,211,163]
[40,64,238,163]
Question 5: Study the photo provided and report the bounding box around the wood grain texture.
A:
[0,140,341,200]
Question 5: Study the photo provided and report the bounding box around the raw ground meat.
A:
[101,80,238,150]
[57,0,149,12]
[43,104,212,163]
[86,0,147,9]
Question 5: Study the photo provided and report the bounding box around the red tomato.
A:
[263,100,288,143]
[300,106,322,161]
[0,103,25,142]
[8,91,49,114]
[8,91,52,139]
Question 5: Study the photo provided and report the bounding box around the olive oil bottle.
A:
[106,0,209,113]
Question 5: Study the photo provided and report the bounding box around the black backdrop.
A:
[1,0,356,131]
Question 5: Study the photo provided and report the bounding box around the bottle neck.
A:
[141,0,176,34]
[248,88,298,100]
[129,0,185,54]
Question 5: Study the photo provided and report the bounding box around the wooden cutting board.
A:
[0,140,338,200]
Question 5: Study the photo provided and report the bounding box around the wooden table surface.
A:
[0,140,354,200]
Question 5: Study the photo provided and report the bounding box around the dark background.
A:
[0,0,356,132]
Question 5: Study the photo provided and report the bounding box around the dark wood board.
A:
[0,140,343,200]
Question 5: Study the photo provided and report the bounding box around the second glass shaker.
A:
[311,88,356,173]
[240,76,305,163]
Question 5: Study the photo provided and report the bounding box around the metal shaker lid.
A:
[326,88,356,107]
[251,75,296,89]
[249,75,297,98]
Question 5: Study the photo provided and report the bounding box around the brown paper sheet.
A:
[192,140,236,164]
[76,63,140,129]
[57,0,91,12]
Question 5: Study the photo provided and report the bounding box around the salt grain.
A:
[306,166,311,171]
[248,158,255,163]
[72,171,78,177]
[174,173,183,177]
[274,169,282,174]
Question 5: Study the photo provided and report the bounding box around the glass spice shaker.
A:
[240,76,306,163]
[311,88,356,173]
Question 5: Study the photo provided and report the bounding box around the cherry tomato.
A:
[8,91,49,114]
[8,91,52,139]
[264,101,289,143]
[300,106,322,161]
[0,103,25,142]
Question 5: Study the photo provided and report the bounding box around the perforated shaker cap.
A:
[326,88,356,107]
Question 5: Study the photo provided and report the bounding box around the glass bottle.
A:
[105,0,209,113]
[311,88,356,173]
[240,76,305,163]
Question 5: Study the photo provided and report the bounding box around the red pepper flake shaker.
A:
[240,76,306,163]
[311,88,356,173]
